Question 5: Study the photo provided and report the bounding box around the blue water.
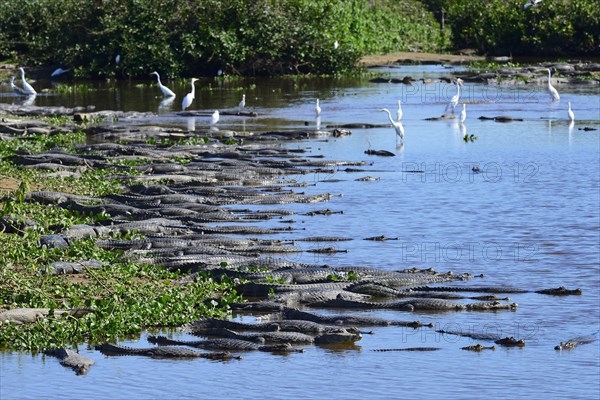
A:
[1,65,599,399]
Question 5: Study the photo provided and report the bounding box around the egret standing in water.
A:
[9,76,27,96]
[239,94,246,110]
[315,99,321,117]
[546,69,560,102]
[150,71,176,98]
[396,100,403,121]
[181,78,198,111]
[18,67,37,95]
[445,79,462,113]
[567,102,575,121]
[211,110,220,126]
[379,108,404,142]
[460,104,467,124]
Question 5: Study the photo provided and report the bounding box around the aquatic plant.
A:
[0,129,241,352]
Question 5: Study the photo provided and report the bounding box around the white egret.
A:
[18,67,37,95]
[334,41,339,50]
[150,71,175,97]
[211,110,220,125]
[547,68,560,102]
[51,67,71,77]
[379,108,404,141]
[445,80,462,113]
[523,0,543,9]
[115,54,121,64]
[396,100,403,121]
[239,94,245,110]
[181,78,199,111]
[150,71,176,98]
[460,104,467,124]
[315,99,321,117]
[9,76,27,96]
[567,102,575,121]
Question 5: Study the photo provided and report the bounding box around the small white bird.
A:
[18,67,37,95]
[567,102,575,121]
[460,104,467,123]
[523,0,543,9]
[334,41,339,50]
[51,67,71,77]
[239,94,246,110]
[9,76,27,96]
[396,100,403,121]
[315,99,321,117]
[380,108,404,141]
[181,78,199,111]
[150,71,176,98]
[546,68,560,102]
[211,110,220,125]
[115,54,121,64]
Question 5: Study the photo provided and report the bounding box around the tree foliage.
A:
[420,0,600,56]
[0,0,447,77]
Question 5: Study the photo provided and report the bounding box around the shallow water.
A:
[1,66,599,399]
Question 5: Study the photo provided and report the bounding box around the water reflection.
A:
[22,95,36,106]
[186,117,195,131]
[316,116,321,130]
[568,120,575,145]
[159,96,175,109]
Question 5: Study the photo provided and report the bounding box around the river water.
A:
[1,66,599,399]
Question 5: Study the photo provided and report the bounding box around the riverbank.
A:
[359,51,485,67]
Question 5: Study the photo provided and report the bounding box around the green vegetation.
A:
[0,126,241,352]
[421,0,600,56]
[0,0,447,78]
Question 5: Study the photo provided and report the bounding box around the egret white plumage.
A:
[445,80,462,113]
[547,69,560,102]
[523,0,543,9]
[181,78,198,111]
[51,68,71,77]
[460,104,467,124]
[396,100,403,121]
[379,108,404,141]
[9,76,27,96]
[315,99,321,117]
[567,102,575,121]
[239,94,245,110]
[115,54,121,64]
[18,67,37,95]
[150,71,176,98]
[211,110,220,125]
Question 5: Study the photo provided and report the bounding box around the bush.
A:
[420,0,600,56]
[0,0,447,78]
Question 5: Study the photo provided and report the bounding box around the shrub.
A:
[421,0,600,56]
[0,0,447,77]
